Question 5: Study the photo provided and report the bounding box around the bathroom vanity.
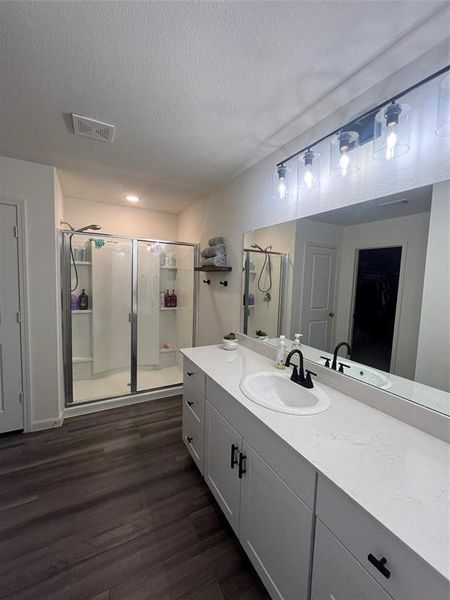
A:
[181,344,449,600]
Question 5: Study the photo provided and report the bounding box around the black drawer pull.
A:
[238,452,247,479]
[230,444,239,469]
[368,554,391,579]
[186,371,194,376]
[187,400,194,407]
[186,435,193,444]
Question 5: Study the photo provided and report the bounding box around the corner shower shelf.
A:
[194,266,232,272]
[73,261,92,266]
[159,348,178,353]
[73,356,93,363]
[160,307,177,311]
[72,310,92,314]
[160,266,177,270]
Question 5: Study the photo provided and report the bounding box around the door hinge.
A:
[19,391,24,404]
[16,311,21,323]
[13,225,18,238]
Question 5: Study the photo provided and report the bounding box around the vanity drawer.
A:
[317,475,449,600]
[183,357,206,396]
[182,399,204,473]
[312,520,392,600]
[183,380,204,422]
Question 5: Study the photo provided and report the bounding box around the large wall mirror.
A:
[241,180,449,416]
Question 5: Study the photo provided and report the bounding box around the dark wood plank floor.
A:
[0,396,269,600]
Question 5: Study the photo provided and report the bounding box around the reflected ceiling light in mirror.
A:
[436,73,450,137]
[373,101,411,161]
[298,150,320,190]
[125,194,140,202]
[330,130,359,177]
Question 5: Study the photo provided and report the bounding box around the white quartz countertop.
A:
[181,344,450,581]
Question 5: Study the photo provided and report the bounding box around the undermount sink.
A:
[240,371,331,415]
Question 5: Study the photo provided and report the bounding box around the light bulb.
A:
[278,178,287,200]
[385,124,397,160]
[339,152,350,177]
[304,166,314,189]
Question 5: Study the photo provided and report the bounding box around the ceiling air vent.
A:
[71,114,115,143]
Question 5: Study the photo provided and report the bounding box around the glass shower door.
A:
[136,241,195,392]
[69,234,132,403]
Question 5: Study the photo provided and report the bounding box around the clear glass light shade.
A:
[330,131,359,177]
[298,150,320,190]
[272,164,294,200]
[373,102,411,161]
[436,73,450,137]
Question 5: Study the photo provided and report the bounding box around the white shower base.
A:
[72,365,182,403]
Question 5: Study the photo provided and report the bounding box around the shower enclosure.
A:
[242,248,287,338]
[61,231,197,405]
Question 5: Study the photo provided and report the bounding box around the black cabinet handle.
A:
[186,435,193,444]
[368,554,391,579]
[187,400,194,407]
[230,444,239,469]
[238,452,247,479]
[186,371,194,377]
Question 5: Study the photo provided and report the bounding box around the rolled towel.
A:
[200,255,227,267]
[208,236,225,247]
[201,244,226,259]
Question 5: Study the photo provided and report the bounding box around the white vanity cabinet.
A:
[203,396,314,600]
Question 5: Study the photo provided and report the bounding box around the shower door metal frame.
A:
[61,230,199,406]
[241,248,287,337]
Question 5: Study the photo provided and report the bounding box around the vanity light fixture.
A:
[126,195,140,202]
[330,130,359,177]
[436,72,450,137]
[299,149,320,190]
[373,101,411,161]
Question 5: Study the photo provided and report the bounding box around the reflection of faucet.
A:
[285,349,316,389]
[331,342,351,371]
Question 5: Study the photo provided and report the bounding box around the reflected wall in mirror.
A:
[241,180,450,416]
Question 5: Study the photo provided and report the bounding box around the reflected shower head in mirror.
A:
[75,224,102,232]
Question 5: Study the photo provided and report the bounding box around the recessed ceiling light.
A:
[126,195,140,203]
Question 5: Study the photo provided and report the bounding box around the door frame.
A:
[300,242,339,352]
[347,243,407,374]
[0,197,30,432]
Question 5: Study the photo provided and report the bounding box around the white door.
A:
[204,401,241,534]
[311,521,392,600]
[0,204,24,433]
[301,244,337,351]
[239,441,313,600]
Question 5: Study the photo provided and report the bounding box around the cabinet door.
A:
[204,401,241,534]
[312,520,392,600]
[239,440,314,600]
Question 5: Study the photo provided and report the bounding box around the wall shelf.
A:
[159,347,178,353]
[194,266,232,272]
[71,309,92,314]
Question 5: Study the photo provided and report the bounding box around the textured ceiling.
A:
[0,1,448,213]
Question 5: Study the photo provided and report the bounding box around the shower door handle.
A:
[128,312,132,323]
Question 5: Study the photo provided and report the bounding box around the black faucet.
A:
[331,342,351,371]
[285,349,316,389]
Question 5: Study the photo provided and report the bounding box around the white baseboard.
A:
[63,386,183,419]
[31,414,64,432]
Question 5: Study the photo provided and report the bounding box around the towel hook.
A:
[203,279,211,285]
[219,280,228,287]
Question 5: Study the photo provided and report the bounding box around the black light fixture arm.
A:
[276,65,450,168]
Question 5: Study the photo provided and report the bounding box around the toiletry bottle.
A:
[78,289,89,310]
[164,290,170,308]
[276,335,286,369]
[172,290,177,308]
[71,293,78,310]
[160,291,165,308]
[293,333,303,349]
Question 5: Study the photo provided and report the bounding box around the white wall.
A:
[334,212,430,380]
[64,196,178,240]
[178,46,450,346]
[416,181,450,391]
[0,156,62,429]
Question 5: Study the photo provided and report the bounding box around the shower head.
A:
[75,224,102,233]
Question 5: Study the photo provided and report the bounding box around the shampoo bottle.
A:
[78,289,89,310]
[171,290,177,308]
